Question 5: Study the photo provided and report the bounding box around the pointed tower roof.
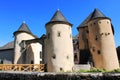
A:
[13,22,36,37]
[77,8,111,30]
[50,9,68,22]
[46,10,72,26]
[90,8,110,20]
[18,22,32,33]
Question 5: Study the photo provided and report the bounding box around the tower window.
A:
[86,30,89,33]
[101,33,104,36]
[105,33,108,36]
[92,47,95,52]
[97,50,101,54]
[57,32,61,37]
[95,35,98,41]
[60,67,63,71]
[40,61,42,64]
[74,54,77,58]
[99,21,101,24]
[108,33,110,35]
[107,21,109,24]
[67,56,69,59]
[52,54,56,59]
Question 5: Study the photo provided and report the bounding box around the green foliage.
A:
[88,68,106,73]
[111,68,120,73]
[78,67,106,73]
[77,67,120,73]
[77,69,88,73]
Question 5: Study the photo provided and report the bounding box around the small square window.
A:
[60,67,63,71]
[52,54,56,59]
[95,35,98,41]
[40,61,42,64]
[108,33,110,35]
[97,50,101,54]
[92,47,95,52]
[67,56,69,59]
[86,30,89,33]
[58,32,61,37]
[99,21,101,24]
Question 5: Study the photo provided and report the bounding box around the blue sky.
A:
[0,0,120,47]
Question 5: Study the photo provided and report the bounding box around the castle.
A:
[0,8,119,72]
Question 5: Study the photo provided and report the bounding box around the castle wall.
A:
[30,43,42,64]
[46,23,74,72]
[88,18,119,70]
[0,49,14,64]
[25,43,42,64]
[25,45,34,64]
[78,27,90,64]
[14,32,35,64]
[78,27,88,50]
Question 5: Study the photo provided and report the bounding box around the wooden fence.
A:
[0,64,44,72]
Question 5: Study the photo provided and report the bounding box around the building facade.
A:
[0,8,119,71]
[77,9,119,70]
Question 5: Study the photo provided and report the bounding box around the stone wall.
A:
[0,72,120,80]
[0,49,14,64]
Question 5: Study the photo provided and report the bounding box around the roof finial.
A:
[23,21,26,23]
[57,8,60,11]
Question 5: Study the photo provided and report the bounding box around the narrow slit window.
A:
[97,50,101,54]
[58,32,61,37]
[95,35,98,41]
[52,54,56,59]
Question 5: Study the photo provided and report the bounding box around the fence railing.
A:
[0,64,44,72]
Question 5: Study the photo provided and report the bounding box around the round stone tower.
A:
[88,9,119,70]
[45,10,74,72]
[13,22,36,64]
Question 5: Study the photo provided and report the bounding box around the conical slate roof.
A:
[17,22,32,34]
[90,8,107,20]
[50,10,68,22]
[77,8,110,30]
[14,22,34,36]
[46,10,72,26]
